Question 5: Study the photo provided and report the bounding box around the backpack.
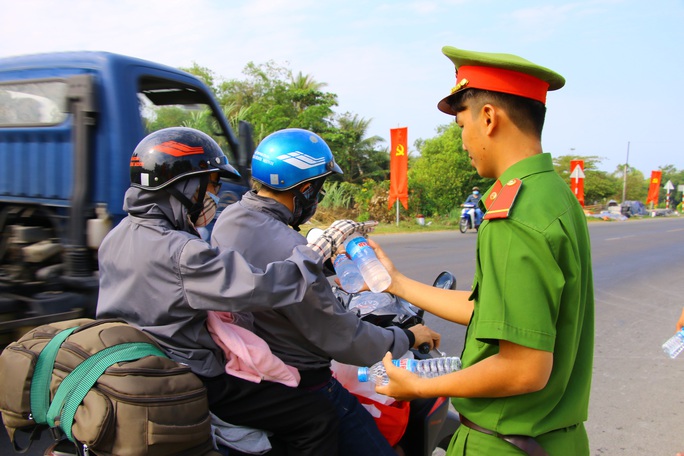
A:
[0,318,218,456]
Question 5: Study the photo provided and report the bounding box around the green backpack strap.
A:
[30,326,80,425]
[46,342,167,442]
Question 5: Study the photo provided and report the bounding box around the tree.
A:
[409,123,493,216]
[553,155,620,204]
[657,164,684,207]
[323,113,387,184]
[217,61,338,143]
[612,165,647,202]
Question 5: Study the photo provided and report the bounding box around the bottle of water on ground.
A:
[358,357,462,386]
[662,328,684,358]
[333,253,365,293]
[344,235,391,293]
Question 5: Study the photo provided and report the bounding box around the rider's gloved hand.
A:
[307,220,378,261]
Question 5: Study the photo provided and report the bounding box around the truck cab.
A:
[0,51,254,342]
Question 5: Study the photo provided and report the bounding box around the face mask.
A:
[194,191,220,227]
[291,179,325,230]
[473,191,480,196]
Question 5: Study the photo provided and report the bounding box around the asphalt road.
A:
[2,216,683,455]
[372,216,684,456]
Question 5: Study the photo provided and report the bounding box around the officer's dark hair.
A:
[450,89,546,138]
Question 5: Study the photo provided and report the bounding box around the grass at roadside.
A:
[307,217,461,235]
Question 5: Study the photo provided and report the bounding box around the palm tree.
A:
[333,113,387,183]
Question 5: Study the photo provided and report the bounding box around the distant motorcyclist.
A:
[462,186,483,227]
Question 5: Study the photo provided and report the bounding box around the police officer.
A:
[97,127,376,455]
[374,46,595,456]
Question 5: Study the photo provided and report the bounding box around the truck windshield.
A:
[0,80,68,126]
[137,77,229,152]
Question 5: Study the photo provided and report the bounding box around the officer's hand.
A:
[307,220,378,262]
[408,324,441,350]
[374,352,421,402]
[677,306,684,332]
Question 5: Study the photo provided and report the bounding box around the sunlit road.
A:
[2,216,683,455]
[373,216,684,456]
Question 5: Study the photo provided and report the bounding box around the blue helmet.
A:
[251,128,342,190]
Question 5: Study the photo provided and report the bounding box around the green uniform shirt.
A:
[452,153,594,440]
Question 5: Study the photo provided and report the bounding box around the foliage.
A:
[409,123,493,216]
[323,112,389,184]
[175,60,682,218]
[215,61,337,143]
[319,181,355,210]
[610,165,647,202]
[553,155,617,204]
[656,164,684,206]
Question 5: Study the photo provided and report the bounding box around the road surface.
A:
[2,216,683,455]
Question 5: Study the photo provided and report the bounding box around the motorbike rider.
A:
[96,127,376,456]
[211,128,441,456]
[462,186,483,227]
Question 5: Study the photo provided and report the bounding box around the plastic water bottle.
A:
[662,328,684,358]
[344,235,391,293]
[333,253,365,293]
[358,357,462,386]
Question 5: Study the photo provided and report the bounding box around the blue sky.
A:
[2,0,682,175]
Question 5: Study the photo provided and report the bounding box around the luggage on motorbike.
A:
[0,318,217,456]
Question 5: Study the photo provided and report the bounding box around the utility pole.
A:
[621,141,630,203]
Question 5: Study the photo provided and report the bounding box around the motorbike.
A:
[332,271,461,456]
[459,203,481,233]
[42,273,461,456]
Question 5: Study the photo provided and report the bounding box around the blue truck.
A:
[0,51,254,342]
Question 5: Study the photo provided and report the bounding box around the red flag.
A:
[388,127,408,210]
[569,160,585,207]
[646,170,662,205]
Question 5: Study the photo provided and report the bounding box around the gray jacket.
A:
[211,191,410,372]
[96,179,323,377]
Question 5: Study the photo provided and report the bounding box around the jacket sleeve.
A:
[179,238,322,313]
[276,277,411,367]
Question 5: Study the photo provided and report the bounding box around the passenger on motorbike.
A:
[96,127,375,456]
[211,128,442,456]
[462,186,483,227]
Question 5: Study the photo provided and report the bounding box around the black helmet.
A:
[130,127,240,190]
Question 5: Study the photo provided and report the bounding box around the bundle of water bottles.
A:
[663,328,684,359]
[358,357,463,386]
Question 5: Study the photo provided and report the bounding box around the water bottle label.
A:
[395,359,414,371]
[333,254,348,268]
[346,237,371,261]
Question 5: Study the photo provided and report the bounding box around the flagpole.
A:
[621,141,630,203]
[395,200,399,226]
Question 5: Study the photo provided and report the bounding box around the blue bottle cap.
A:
[357,367,369,382]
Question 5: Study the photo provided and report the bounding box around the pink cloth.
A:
[207,311,300,387]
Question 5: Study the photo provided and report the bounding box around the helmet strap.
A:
[165,174,210,226]
[290,177,326,231]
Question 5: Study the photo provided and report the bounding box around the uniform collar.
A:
[483,153,553,203]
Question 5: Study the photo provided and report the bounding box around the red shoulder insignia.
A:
[483,179,522,220]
